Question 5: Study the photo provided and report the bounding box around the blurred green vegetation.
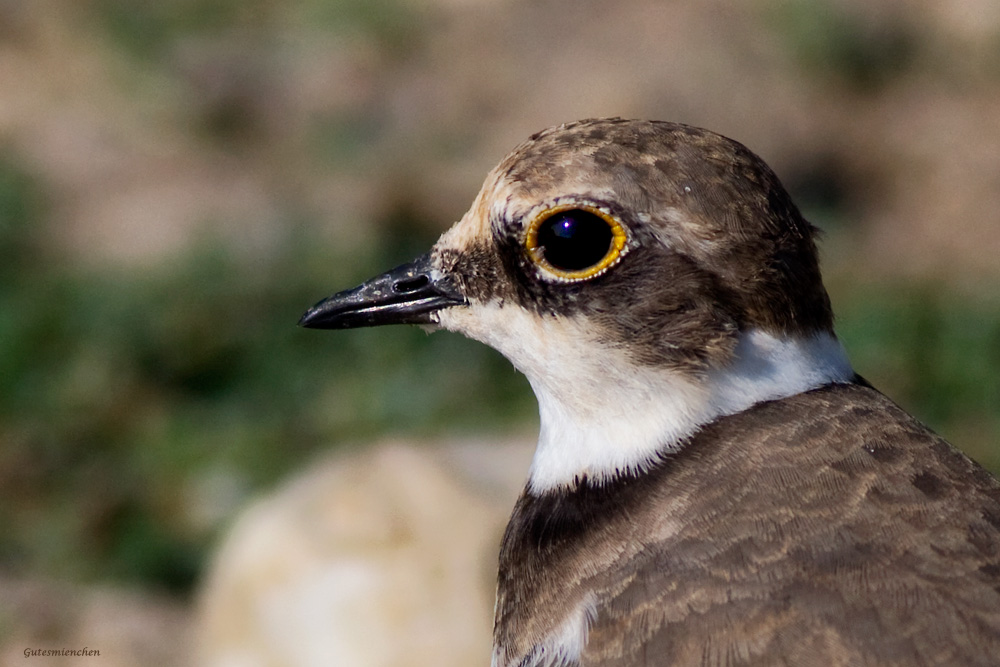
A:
[92,0,425,63]
[94,0,247,62]
[768,0,918,92]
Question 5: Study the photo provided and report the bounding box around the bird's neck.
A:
[526,329,854,494]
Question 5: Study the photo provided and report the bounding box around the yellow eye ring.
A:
[524,204,628,281]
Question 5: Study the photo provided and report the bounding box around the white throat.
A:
[526,329,854,493]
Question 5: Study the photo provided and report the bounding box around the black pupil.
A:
[536,210,614,272]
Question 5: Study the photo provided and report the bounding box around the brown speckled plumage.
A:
[495,382,1000,666]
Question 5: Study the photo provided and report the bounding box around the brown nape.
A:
[493,119,835,339]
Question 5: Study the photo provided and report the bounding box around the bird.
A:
[299,118,1000,666]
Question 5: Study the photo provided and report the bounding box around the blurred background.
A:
[1,0,998,664]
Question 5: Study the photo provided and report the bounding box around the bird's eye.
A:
[525,206,628,281]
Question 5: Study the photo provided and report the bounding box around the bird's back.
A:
[494,382,1000,666]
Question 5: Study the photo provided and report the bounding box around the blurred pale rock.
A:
[196,437,533,667]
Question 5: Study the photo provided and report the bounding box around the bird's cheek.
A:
[436,301,512,348]
[435,301,555,376]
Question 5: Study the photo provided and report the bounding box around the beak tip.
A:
[298,305,335,329]
[298,300,335,329]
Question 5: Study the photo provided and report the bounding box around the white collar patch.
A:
[527,328,853,493]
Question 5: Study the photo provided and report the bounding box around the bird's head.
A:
[301,119,853,492]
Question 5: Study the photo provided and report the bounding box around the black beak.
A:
[298,252,466,330]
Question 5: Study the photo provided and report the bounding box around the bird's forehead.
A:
[438,125,679,252]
